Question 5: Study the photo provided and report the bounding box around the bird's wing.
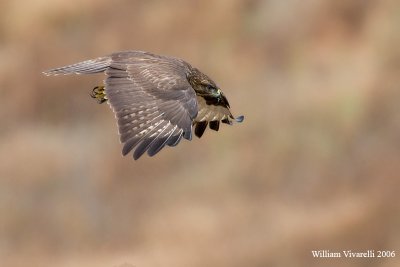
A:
[193,95,244,138]
[195,96,232,122]
[42,57,112,75]
[105,51,198,160]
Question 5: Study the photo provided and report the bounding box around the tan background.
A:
[0,0,399,266]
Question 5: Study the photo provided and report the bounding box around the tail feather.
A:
[43,56,111,76]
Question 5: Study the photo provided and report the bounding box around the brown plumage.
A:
[43,51,243,160]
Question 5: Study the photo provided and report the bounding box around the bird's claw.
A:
[90,86,108,104]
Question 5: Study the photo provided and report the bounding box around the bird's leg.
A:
[90,85,108,104]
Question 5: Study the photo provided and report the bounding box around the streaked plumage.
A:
[43,51,243,160]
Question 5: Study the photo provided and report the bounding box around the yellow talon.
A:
[90,86,107,104]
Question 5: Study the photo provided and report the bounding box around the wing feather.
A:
[167,129,184,147]
[132,120,170,159]
[43,57,111,75]
[105,52,198,159]
[194,121,208,138]
[147,125,177,156]
[193,96,243,138]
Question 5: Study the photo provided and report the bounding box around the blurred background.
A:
[0,0,399,266]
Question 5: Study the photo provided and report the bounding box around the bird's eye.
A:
[206,84,217,92]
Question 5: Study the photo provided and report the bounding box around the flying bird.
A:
[43,51,244,160]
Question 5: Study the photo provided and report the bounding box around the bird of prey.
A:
[43,51,244,160]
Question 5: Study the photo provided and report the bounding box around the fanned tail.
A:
[43,56,112,76]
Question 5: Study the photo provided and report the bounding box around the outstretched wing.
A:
[105,51,198,160]
[193,95,244,138]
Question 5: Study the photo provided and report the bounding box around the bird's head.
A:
[188,68,229,107]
